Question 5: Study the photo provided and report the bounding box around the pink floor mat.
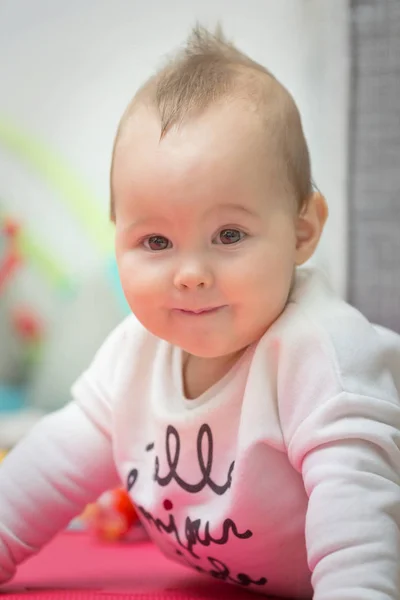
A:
[1,531,280,599]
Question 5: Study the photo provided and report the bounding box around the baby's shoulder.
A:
[101,313,158,361]
[87,314,158,381]
[273,269,399,401]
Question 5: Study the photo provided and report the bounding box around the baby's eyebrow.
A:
[208,203,258,218]
[123,203,258,233]
[124,216,169,232]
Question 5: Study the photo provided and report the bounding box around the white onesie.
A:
[1,268,400,599]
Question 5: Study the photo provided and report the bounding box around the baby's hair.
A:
[110,25,312,221]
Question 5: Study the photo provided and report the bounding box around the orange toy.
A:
[82,488,139,542]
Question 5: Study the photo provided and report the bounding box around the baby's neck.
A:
[182,348,247,400]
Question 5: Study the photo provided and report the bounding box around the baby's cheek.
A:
[227,257,266,289]
[123,276,157,307]
[119,255,156,293]
[232,256,290,315]
[116,256,174,339]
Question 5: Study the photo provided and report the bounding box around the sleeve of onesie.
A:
[288,391,400,600]
[0,317,131,585]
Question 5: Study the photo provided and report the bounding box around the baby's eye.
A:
[216,229,245,245]
[143,235,172,251]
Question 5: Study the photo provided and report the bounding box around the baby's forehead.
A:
[114,102,295,210]
[112,108,295,225]
[116,110,279,198]
[117,98,283,167]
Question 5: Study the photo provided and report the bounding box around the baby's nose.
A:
[173,261,214,290]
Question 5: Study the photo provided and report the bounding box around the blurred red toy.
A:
[12,307,43,342]
[82,488,139,542]
[0,217,22,294]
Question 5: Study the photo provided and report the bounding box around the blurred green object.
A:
[0,118,113,256]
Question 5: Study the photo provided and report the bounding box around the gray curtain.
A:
[348,0,400,332]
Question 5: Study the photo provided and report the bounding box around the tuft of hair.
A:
[110,24,312,221]
[154,24,275,137]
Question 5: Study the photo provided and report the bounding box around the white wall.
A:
[301,1,350,297]
[0,0,350,304]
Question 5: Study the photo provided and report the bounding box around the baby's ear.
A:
[294,192,328,266]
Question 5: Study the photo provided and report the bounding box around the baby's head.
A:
[111,26,328,359]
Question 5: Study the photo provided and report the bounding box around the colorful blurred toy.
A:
[0,216,43,415]
[0,217,22,294]
[80,488,140,542]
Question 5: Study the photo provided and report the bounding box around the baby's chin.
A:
[169,335,250,360]
[135,315,250,358]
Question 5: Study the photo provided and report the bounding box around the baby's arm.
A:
[290,391,400,599]
[0,400,119,584]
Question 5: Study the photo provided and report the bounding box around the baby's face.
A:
[113,102,298,358]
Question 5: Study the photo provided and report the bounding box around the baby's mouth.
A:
[173,306,226,315]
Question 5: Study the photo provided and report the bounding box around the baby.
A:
[1,26,400,599]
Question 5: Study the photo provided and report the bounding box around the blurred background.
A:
[0,0,399,448]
